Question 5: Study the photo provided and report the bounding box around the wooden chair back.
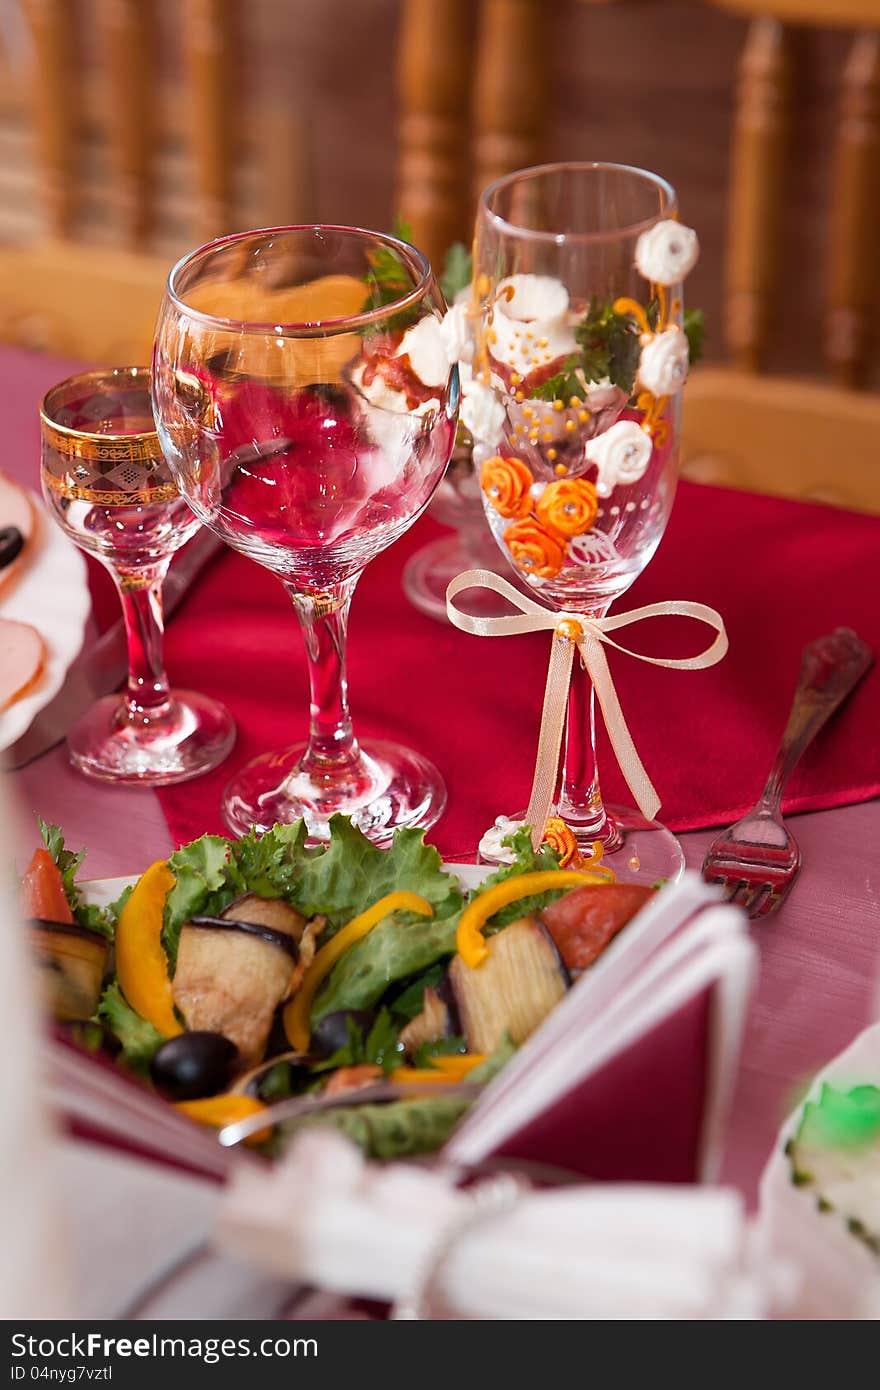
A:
[396,0,880,512]
[681,0,880,513]
[0,0,308,364]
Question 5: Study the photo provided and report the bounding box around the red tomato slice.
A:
[540,883,654,970]
[21,847,74,924]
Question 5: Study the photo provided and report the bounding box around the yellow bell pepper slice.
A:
[115,859,181,1037]
[283,890,434,1052]
[457,869,612,969]
[391,1054,486,1085]
[174,1095,270,1145]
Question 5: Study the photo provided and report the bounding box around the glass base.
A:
[221,738,447,845]
[68,690,236,786]
[402,534,512,624]
[479,804,685,886]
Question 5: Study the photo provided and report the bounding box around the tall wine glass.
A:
[40,368,235,784]
[469,163,697,881]
[152,226,459,843]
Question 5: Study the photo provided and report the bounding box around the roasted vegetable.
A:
[399,987,452,1056]
[448,916,568,1054]
[149,1031,239,1101]
[323,1064,384,1097]
[540,883,654,970]
[22,849,74,924]
[115,860,181,1038]
[28,918,109,1021]
[174,1094,271,1144]
[173,895,305,1067]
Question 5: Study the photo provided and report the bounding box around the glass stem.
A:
[556,602,620,848]
[286,578,363,777]
[116,564,173,723]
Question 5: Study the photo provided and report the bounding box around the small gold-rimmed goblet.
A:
[40,368,235,783]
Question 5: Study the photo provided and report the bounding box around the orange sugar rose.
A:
[502,517,567,579]
[542,816,580,868]
[536,477,598,538]
[481,454,533,519]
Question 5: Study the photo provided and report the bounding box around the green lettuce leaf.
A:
[312,906,460,1022]
[162,834,242,972]
[475,824,566,932]
[288,816,462,932]
[232,821,312,899]
[96,981,163,1073]
[37,818,118,940]
[411,1035,466,1067]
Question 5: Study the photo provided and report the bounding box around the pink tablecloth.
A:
[2,344,879,1205]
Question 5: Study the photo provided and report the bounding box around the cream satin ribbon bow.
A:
[446,569,729,850]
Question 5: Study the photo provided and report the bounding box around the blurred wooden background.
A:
[0,0,879,513]
[0,0,876,373]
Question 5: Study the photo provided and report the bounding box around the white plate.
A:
[757,1021,880,1318]
[0,498,91,751]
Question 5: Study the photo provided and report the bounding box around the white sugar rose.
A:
[585,419,653,497]
[396,315,449,386]
[638,327,689,396]
[489,274,577,375]
[460,379,506,447]
[439,301,475,364]
[635,220,699,286]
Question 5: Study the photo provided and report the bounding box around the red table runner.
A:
[148,480,880,859]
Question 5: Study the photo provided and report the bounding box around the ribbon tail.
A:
[524,633,575,851]
[579,632,661,824]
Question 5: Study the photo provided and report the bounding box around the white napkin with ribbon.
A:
[218,1130,785,1319]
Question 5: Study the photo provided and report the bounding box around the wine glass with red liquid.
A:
[152,226,459,843]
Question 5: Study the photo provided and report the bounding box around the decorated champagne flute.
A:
[448,162,722,881]
[152,226,459,843]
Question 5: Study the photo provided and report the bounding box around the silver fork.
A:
[702,627,873,920]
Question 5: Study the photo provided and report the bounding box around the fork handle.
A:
[761,627,873,809]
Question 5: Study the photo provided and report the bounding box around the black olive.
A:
[0,526,23,570]
[311,1009,377,1058]
[149,1031,239,1101]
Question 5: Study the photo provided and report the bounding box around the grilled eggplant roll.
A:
[172,895,308,1068]
[28,918,110,1021]
[448,916,568,1055]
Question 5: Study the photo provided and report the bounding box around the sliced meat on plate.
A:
[0,617,45,710]
[0,472,36,592]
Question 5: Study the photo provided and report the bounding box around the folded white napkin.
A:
[218,1130,782,1319]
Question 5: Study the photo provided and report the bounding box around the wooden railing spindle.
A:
[471,0,548,205]
[825,31,880,388]
[395,0,471,268]
[98,0,155,250]
[725,15,791,371]
[182,0,236,244]
[22,0,79,239]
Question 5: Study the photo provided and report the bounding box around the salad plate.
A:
[24,814,753,1188]
[0,493,91,750]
